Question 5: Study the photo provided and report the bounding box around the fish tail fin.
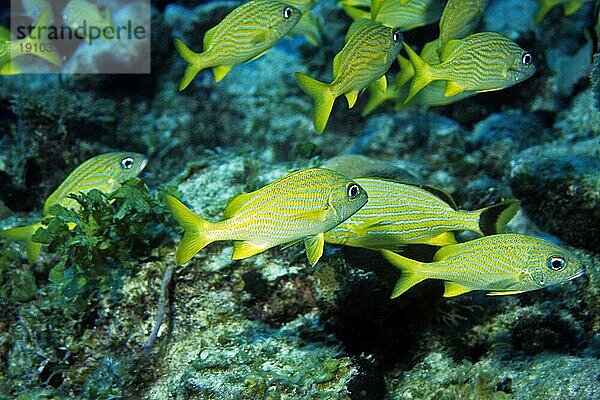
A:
[380,249,426,298]
[164,194,213,265]
[403,43,433,103]
[396,55,415,89]
[0,223,43,262]
[476,199,521,236]
[295,72,335,134]
[23,7,61,67]
[174,38,205,91]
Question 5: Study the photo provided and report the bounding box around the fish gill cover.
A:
[0,0,598,399]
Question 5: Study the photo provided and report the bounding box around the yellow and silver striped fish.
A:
[174,0,301,90]
[324,178,520,250]
[382,233,586,298]
[165,168,368,266]
[295,19,403,133]
[61,0,114,42]
[343,0,443,31]
[0,152,147,261]
[438,0,488,51]
[404,32,536,102]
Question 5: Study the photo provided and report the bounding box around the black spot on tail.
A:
[479,199,521,236]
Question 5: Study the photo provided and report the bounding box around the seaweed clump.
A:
[0,178,176,397]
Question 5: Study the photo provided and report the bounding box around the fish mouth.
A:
[568,268,586,281]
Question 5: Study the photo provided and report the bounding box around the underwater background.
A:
[0,0,599,398]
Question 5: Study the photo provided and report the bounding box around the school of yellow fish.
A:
[0,152,586,299]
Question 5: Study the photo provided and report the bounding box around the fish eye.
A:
[283,6,293,19]
[121,157,135,169]
[521,53,532,65]
[347,183,360,199]
[392,29,403,43]
[547,256,566,271]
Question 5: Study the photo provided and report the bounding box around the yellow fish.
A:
[165,168,368,266]
[0,7,61,72]
[438,0,488,51]
[0,152,147,261]
[404,32,536,102]
[371,0,417,20]
[342,0,443,31]
[382,234,586,298]
[285,0,321,45]
[61,0,114,42]
[295,20,403,133]
[324,178,520,250]
[174,0,301,90]
[21,0,54,24]
[535,0,593,23]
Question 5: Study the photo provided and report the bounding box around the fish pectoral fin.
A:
[444,81,464,97]
[290,208,329,224]
[304,233,325,266]
[443,281,472,297]
[248,50,269,62]
[213,65,233,82]
[487,290,526,296]
[250,31,270,44]
[232,240,270,260]
[345,90,359,108]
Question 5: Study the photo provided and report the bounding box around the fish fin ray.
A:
[477,199,520,235]
[443,281,471,297]
[403,43,434,103]
[381,249,425,298]
[295,72,335,133]
[232,240,270,260]
[174,38,204,90]
[213,65,232,82]
[345,90,359,108]
[304,233,325,266]
[164,194,213,264]
[444,81,464,97]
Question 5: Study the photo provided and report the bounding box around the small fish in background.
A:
[382,234,586,298]
[174,0,301,90]
[165,168,368,266]
[22,0,54,24]
[437,0,487,52]
[535,0,593,23]
[295,19,403,133]
[0,152,148,261]
[342,0,443,32]
[61,0,114,43]
[0,7,61,74]
[324,177,520,250]
[371,0,415,21]
[284,0,321,45]
[403,32,536,102]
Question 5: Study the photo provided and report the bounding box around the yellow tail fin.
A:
[174,38,204,91]
[23,7,61,67]
[380,249,426,298]
[295,72,336,134]
[0,223,43,262]
[164,195,213,265]
[403,43,434,103]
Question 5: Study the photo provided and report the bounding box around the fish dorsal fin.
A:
[487,290,525,296]
[223,192,254,219]
[345,90,359,108]
[304,233,324,266]
[333,49,344,77]
[444,81,464,97]
[232,240,270,260]
[433,242,465,261]
[373,75,387,93]
[443,281,471,297]
[203,25,219,49]
[440,39,463,61]
[419,185,458,209]
[213,65,233,82]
